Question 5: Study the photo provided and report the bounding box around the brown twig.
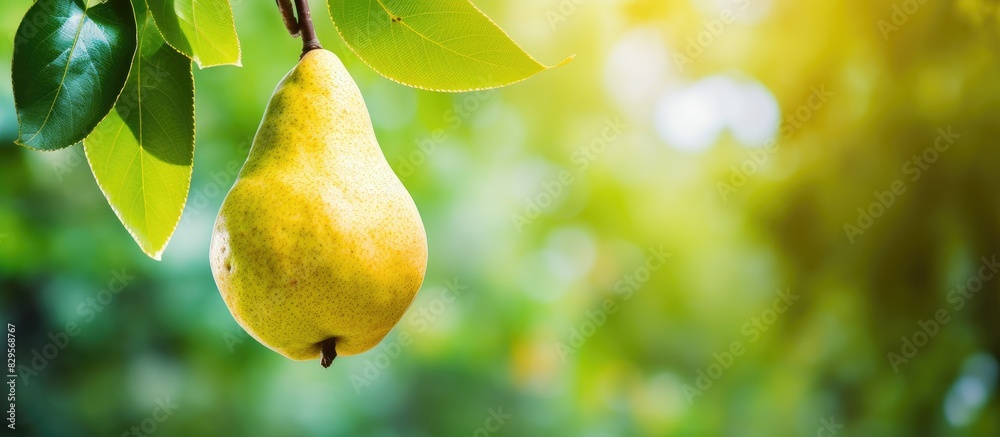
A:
[294,0,323,57]
[275,0,300,37]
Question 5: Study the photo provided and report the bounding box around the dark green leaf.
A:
[13,0,137,151]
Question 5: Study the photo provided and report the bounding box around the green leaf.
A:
[327,0,571,91]
[145,0,241,68]
[12,0,137,151]
[84,10,195,260]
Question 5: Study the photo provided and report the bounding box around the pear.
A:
[209,49,427,367]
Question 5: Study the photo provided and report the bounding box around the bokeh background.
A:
[3,0,1000,435]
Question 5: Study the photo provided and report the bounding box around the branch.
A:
[294,0,323,57]
[275,0,300,37]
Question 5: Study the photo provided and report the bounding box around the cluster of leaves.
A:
[12,0,567,259]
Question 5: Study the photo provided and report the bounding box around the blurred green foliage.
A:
[2,0,1000,435]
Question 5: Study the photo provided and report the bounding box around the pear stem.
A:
[320,338,337,368]
[293,0,323,57]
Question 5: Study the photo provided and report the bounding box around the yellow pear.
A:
[209,49,427,367]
